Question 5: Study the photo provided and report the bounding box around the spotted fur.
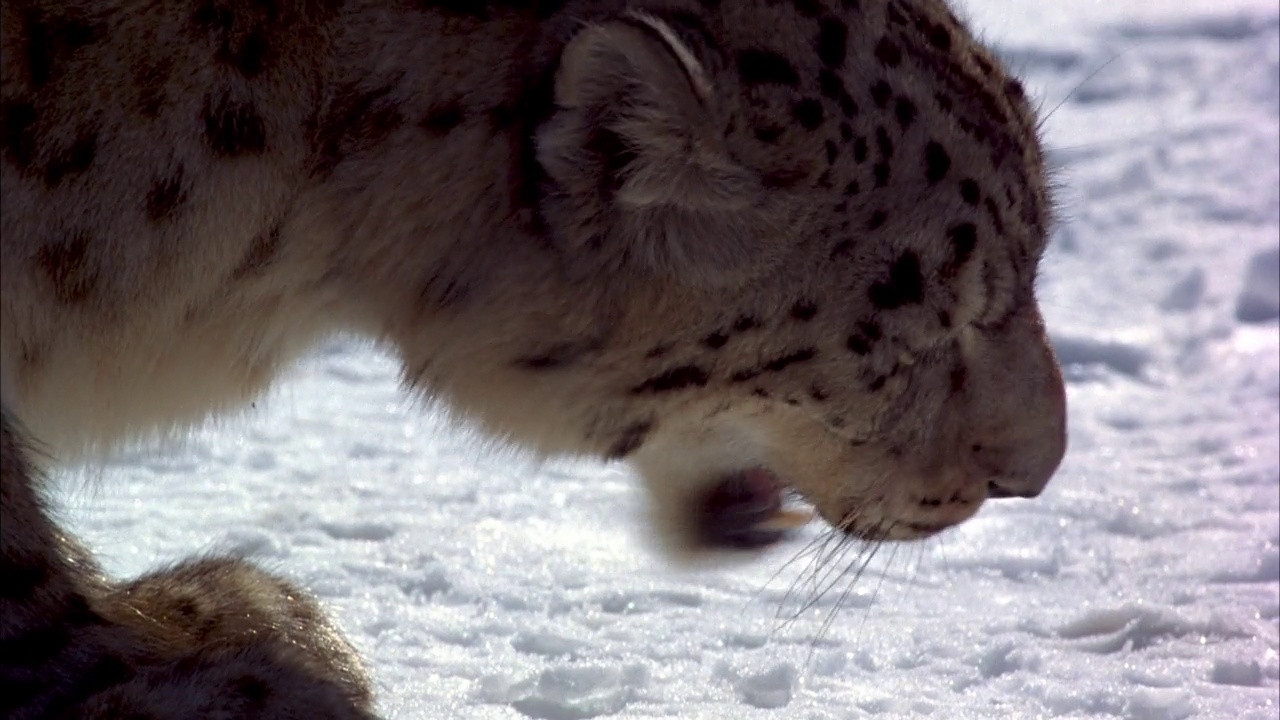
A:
[1,0,1066,712]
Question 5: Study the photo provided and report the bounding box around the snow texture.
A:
[53,1,1279,718]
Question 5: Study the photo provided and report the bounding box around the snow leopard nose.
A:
[976,429,1064,499]
[969,324,1068,500]
[969,443,1053,498]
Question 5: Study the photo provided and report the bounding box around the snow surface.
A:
[53,1,1279,718]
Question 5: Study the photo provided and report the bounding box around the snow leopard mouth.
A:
[696,468,812,550]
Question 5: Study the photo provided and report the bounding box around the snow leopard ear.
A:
[537,12,783,286]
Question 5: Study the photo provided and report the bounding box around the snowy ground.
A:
[55,2,1279,718]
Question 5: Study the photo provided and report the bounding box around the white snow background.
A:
[52,1,1279,718]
